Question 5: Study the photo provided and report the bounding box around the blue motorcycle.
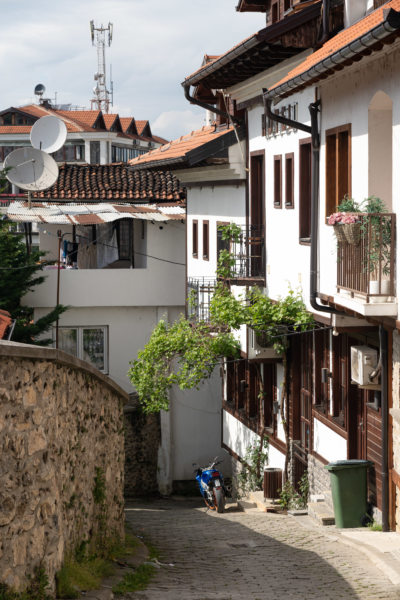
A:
[194,457,226,513]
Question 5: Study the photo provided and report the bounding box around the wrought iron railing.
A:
[228,225,265,282]
[336,213,396,301]
[187,277,218,323]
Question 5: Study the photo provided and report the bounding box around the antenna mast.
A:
[90,20,113,113]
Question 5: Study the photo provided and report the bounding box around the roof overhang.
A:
[129,126,245,172]
[183,2,321,91]
[6,201,185,225]
[265,7,400,101]
[236,0,267,12]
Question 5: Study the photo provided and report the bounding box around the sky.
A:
[0,0,263,141]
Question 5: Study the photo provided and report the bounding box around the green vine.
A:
[236,437,269,497]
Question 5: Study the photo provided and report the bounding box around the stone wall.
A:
[0,341,127,594]
[124,399,161,497]
[308,454,333,510]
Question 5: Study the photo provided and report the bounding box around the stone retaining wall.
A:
[124,400,161,497]
[0,341,127,594]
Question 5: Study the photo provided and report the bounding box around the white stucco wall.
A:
[187,184,246,280]
[170,368,230,480]
[313,418,347,463]
[222,410,285,469]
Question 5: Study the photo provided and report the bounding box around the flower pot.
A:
[333,224,347,243]
[343,222,361,246]
[369,280,390,303]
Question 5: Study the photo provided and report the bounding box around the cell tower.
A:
[90,20,114,113]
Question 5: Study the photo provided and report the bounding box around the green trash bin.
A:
[325,460,372,528]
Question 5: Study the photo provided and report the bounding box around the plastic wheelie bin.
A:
[325,460,372,528]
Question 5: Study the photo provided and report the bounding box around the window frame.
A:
[192,220,198,258]
[299,137,312,244]
[55,325,108,374]
[285,152,294,209]
[202,220,209,261]
[325,123,352,218]
[273,154,282,208]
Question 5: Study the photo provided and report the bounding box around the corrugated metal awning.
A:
[7,201,186,225]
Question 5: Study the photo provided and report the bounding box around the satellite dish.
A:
[34,83,46,97]
[30,116,67,154]
[4,147,59,191]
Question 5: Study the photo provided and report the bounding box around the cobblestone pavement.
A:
[123,498,400,600]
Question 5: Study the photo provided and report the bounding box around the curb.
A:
[337,534,400,586]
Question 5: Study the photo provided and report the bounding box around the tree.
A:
[0,221,67,344]
[129,225,315,478]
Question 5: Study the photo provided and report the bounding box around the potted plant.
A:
[361,196,392,301]
[327,196,361,245]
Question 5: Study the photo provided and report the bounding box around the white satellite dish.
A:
[5,147,59,191]
[30,116,67,154]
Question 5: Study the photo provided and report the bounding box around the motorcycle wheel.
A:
[213,487,225,513]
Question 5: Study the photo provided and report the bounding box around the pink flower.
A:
[341,214,359,224]
[328,212,343,225]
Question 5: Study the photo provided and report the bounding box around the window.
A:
[202,220,209,260]
[299,139,312,242]
[90,141,100,164]
[192,220,198,258]
[285,153,294,208]
[274,155,282,208]
[325,124,351,218]
[57,326,108,373]
[117,219,133,262]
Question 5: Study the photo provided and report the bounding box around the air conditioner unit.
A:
[350,345,378,385]
[247,329,280,360]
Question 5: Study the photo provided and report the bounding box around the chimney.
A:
[344,0,374,28]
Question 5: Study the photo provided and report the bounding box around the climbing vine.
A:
[129,224,314,479]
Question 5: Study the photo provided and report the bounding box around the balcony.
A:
[334,213,397,316]
[224,225,265,285]
[187,277,217,323]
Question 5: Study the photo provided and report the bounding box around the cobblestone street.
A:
[123,498,400,600]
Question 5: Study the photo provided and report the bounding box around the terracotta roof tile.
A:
[270,1,400,94]
[55,110,102,128]
[30,163,185,202]
[129,124,235,168]
[0,126,32,134]
[103,113,119,130]
[0,310,12,340]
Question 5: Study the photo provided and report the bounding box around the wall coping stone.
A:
[0,340,129,401]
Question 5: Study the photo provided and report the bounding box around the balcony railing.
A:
[187,277,217,323]
[227,225,265,283]
[336,213,396,301]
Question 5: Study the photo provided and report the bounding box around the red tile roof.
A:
[0,126,32,134]
[269,1,400,96]
[0,105,166,144]
[136,120,148,134]
[102,113,120,130]
[129,124,236,169]
[0,310,12,340]
[30,163,185,202]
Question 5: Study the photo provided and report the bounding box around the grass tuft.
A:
[112,564,156,595]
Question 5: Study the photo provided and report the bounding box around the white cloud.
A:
[152,109,206,141]
[1,1,263,127]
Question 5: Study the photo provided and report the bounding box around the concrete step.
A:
[308,501,335,526]
[237,490,282,513]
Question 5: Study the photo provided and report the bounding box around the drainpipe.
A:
[380,324,389,531]
[263,94,339,316]
[183,84,242,125]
